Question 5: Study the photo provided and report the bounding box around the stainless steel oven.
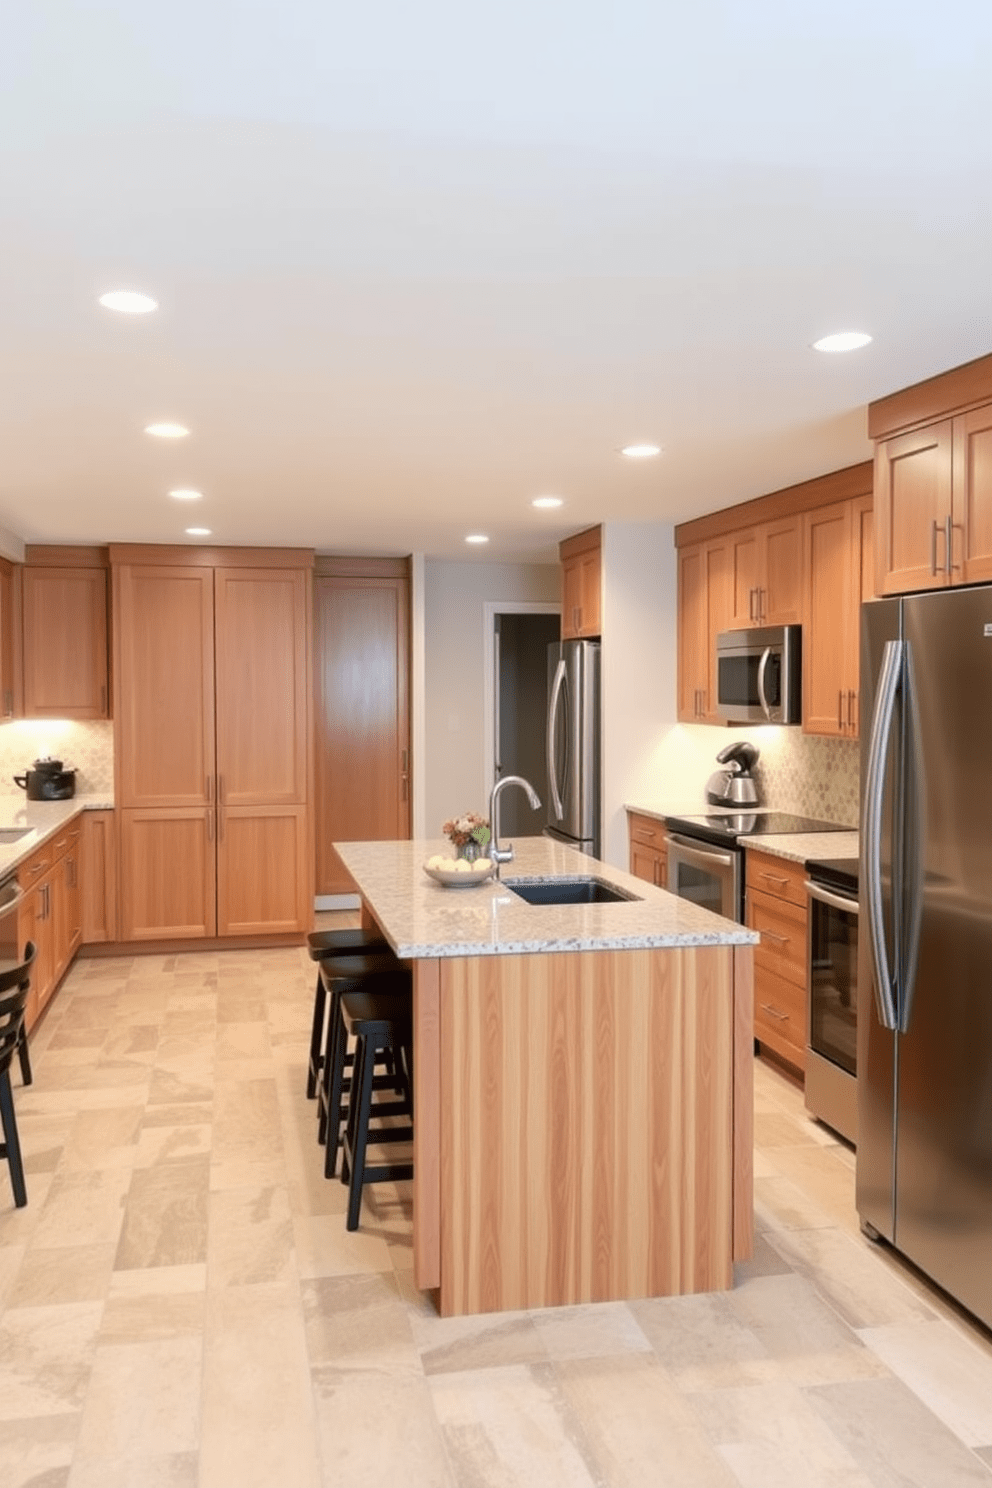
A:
[666,831,743,922]
[804,857,858,1144]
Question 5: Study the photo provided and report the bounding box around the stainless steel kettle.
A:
[706,741,760,807]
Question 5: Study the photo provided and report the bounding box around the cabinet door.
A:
[701,538,732,722]
[81,810,117,943]
[761,516,802,625]
[115,566,216,807]
[214,567,309,806]
[875,421,953,595]
[803,501,855,737]
[0,558,20,720]
[315,573,410,895]
[18,878,43,1033]
[953,405,992,584]
[728,528,761,626]
[22,567,108,718]
[216,805,308,935]
[676,544,708,721]
[119,808,217,939]
[63,826,82,963]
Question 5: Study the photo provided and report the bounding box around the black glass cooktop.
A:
[666,811,851,849]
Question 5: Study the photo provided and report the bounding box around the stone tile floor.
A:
[1,937,992,1487]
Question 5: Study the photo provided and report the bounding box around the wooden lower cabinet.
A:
[216,805,309,935]
[81,810,117,943]
[119,808,217,940]
[627,810,668,888]
[746,849,808,1073]
[18,823,82,1033]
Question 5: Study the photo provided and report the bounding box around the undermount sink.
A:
[503,876,641,907]
[0,829,31,845]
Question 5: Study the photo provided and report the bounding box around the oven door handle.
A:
[667,833,736,872]
[804,880,859,916]
[0,878,24,914]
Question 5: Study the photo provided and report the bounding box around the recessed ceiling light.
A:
[169,488,203,502]
[532,495,563,509]
[620,443,661,459]
[812,331,872,353]
[185,527,211,537]
[146,422,189,439]
[465,534,489,545]
[99,290,158,314]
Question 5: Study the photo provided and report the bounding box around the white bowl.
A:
[423,859,495,888]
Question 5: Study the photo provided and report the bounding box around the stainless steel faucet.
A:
[488,774,542,876]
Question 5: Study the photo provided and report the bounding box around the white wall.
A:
[600,522,678,867]
[423,559,559,837]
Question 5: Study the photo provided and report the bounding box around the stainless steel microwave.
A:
[715,624,802,724]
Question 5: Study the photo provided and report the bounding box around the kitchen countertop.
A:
[335,835,758,958]
[0,795,113,880]
[626,801,858,866]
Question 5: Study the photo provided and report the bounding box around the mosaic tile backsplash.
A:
[645,723,860,826]
[0,719,114,796]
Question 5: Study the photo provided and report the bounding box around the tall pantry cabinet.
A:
[111,547,313,940]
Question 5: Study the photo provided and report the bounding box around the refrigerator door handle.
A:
[898,641,926,1033]
[757,646,772,719]
[863,638,902,1031]
[546,657,566,821]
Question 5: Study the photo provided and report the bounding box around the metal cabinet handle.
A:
[758,870,788,887]
[100,684,107,715]
[945,515,953,575]
[931,519,940,576]
[761,928,790,946]
[207,811,214,843]
[760,1003,789,1021]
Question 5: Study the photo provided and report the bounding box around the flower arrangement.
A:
[442,812,491,851]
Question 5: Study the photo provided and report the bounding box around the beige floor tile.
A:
[133,1121,212,1168]
[761,1143,861,1235]
[765,1224,936,1329]
[302,1270,421,1373]
[199,1282,320,1488]
[68,1451,198,1488]
[724,1272,890,1386]
[754,1108,838,1150]
[0,1301,103,1419]
[858,1318,992,1447]
[211,1076,283,1163]
[529,1300,652,1361]
[206,1184,295,1288]
[692,1380,877,1488]
[754,1172,837,1233]
[30,1169,132,1250]
[59,1105,144,1172]
[292,1210,398,1277]
[115,1156,210,1269]
[412,1308,549,1376]
[555,1353,738,1488]
[0,1412,78,1487]
[140,1101,213,1130]
[809,1376,992,1487]
[73,1336,202,1459]
[98,1287,205,1344]
[312,1369,455,1488]
[430,1361,601,1487]
[7,1243,117,1309]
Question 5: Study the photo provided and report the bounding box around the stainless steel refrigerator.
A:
[858,585,992,1330]
[545,639,600,858]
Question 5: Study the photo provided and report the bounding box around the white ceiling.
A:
[2,2,991,561]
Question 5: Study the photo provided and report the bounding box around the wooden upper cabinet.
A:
[678,537,731,723]
[22,565,108,718]
[874,422,954,595]
[802,494,873,738]
[114,565,216,808]
[560,527,601,639]
[727,518,801,627]
[214,567,308,806]
[952,403,992,584]
[0,559,21,721]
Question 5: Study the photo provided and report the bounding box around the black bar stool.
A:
[336,987,414,1231]
[315,956,411,1160]
[0,942,37,1210]
[306,928,390,1098]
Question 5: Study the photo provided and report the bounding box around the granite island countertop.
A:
[335,835,758,959]
[0,795,114,880]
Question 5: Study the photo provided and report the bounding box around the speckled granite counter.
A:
[335,834,756,1317]
[745,830,859,865]
[0,795,113,880]
[335,835,757,959]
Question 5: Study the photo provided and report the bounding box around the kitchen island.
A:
[335,836,757,1317]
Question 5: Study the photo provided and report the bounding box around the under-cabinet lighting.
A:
[812,331,872,353]
[98,290,158,314]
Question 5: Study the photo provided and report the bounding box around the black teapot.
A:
[13,756,76,801]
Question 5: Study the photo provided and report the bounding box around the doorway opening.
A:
[483,605,561,839]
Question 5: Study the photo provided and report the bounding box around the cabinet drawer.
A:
[749,887,807,987]
[746,849,807,908]
[754,967,807,1069]
[18,848,52,887]
[628,812,666,847]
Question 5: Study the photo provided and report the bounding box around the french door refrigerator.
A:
[545,639,600,858]
[858,585,992,1330]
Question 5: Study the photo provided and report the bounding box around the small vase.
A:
[457,841,482,862]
